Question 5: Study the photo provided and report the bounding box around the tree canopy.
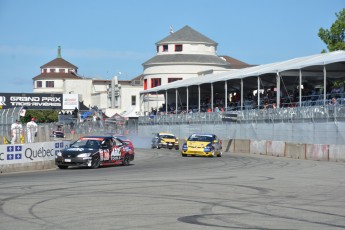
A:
[318,8,345,52]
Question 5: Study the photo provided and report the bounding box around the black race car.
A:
[55,135,134,169]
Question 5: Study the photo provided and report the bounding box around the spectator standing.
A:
[330,97,337,106]
[27,118,38,143]
[11,120,23,144]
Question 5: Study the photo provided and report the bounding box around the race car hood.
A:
[61,147,99,157]
[187,141,211,148]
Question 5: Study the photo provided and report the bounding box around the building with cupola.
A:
[141,25,251,111]
[32,26,251,116]
[32,46,143,117]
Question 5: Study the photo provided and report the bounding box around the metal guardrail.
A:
[138,105,345,125]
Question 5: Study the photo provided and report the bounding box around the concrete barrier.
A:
[306,144,329,161]
[234,139,250,153]
[267,141,285,157]
[329,145,345,162]
[222,139,234,153]
[0,140,71,174]
[250,140,267,155]
[285,143,306,159]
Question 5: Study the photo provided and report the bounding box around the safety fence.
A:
[138,105,345,125]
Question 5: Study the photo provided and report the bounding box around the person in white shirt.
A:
[27,118,38,143]
[11,120,23,144]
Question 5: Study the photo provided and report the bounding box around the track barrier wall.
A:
[285,143,306,159]
[0,140,71,174]
[250,140,267,155]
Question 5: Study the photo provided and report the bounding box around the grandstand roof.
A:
[141,50,345,94]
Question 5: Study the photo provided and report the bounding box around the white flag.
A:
[19,108,26,117]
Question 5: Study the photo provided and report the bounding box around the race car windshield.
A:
[188,135,213,142]
[71,139,101,148]
[160,135,175,139]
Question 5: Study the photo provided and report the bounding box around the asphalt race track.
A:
[1,149,345,230]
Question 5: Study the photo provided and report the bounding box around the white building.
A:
[141,25,251,113]
[32,26,251,116]
[33,46,143,117]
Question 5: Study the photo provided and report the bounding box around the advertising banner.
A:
[0,93,79,110]
[0,141,71,165]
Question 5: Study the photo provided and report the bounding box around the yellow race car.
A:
[181,133,222,157]
[151,132,179,150]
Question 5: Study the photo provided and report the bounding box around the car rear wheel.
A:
[91,155,100,169]
[58,165,68,169]
[122,154,130,166]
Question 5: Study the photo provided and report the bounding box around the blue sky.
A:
[0,0,343,93]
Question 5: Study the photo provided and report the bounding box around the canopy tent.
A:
[120,106,139,118]
[105,113,127,125]
[140,50,345,95]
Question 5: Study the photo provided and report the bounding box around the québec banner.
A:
[0,93,79,110]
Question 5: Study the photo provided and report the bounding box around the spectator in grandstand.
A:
[11,120,23,144]
[330,97,338,106]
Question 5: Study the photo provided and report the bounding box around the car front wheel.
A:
[122,154,130,166]
[91,155,100,169]
[58,165,68,169]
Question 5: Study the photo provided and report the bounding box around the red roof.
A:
[41,58,77,69]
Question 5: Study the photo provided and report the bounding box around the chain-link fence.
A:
[0,109,139,144]
[139,105,345,125]
[138,105,345,145]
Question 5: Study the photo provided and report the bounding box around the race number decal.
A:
[111,147,121,160]
[101,149,110,161]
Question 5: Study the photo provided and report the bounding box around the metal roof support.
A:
[175,89,178,114]
[241,79,243,111]
[299,69,302,107]
[198,85,201,113]
[165,91,168,114]
[276,72,281,108]
[211,83,214,111]
[323,65,327,105]
[224,81,228,110]
[186,87,189,113]
[257,76,260,109]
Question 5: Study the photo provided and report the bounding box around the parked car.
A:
[181,133,222,157]
[151,132,179,150]
[55,135,134,169]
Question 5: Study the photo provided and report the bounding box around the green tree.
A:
[318,8,345,52]
[21,110,58,123]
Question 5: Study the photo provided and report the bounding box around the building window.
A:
[59,69,65,73]
[168,78,182,83]
[151,78,161,88]
[37,81,42,88]
[175,44,182,52]
[131,95,136,105]
[43,69,47,73]
[46,81,54,88]
[163,45,168,52]
[144,79,148,90]
[156,45,159,53]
